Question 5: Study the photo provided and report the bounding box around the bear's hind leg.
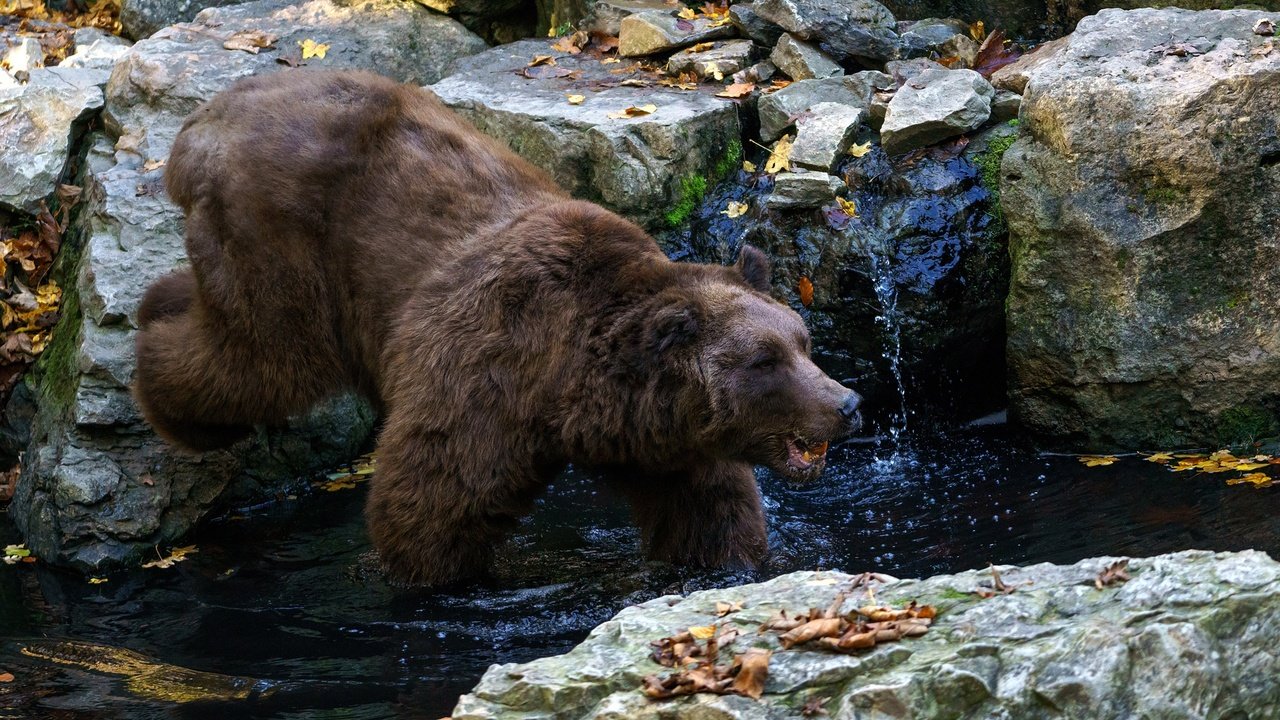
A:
[621,461,768,570]
[138,270,196,328]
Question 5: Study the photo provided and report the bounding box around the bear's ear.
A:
[736,245,772,293]
[648,303,700,357]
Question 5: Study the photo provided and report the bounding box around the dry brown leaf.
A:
[1095,559,1130,589]
[729,648,770,699]
[716,82,755,99]
[798,277,814,307]
[528,54,555,66]
[222,29,277,54]
[607,103,657,119]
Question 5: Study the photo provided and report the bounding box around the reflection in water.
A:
[1,428,1278,719]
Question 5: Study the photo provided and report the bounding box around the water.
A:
[2,428,1278,719]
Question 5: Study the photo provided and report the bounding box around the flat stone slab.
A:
[789,101,864,171]
[666,39,755,79]
[753,0,898,64]
[758,71,889,141]
[618,10,735,57]
[880,67,993,154]
[430,38,745,229]
[453,550,1280,719]
[766,169,844,209]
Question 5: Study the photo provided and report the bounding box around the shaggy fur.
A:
[135,70,862,586]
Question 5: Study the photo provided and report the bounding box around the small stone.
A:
[667,40,755,79]
[733,59,776,85]
[790,102,864,172]
[897,17,968,58]
[938,33,979,67]
[767,169,845,209]
[580,0,674,36]
[758,71,890,141]
[880,67,994,154]
[729,2,784,47]
[885,57,944,86]
[990,89,1020,122]
[771,33,843,81]
[618,10,735,57]
[753,0,898,64]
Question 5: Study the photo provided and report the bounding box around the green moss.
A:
[711,139,743,180]
[1144,186,1182,205]
[1214,406,1279,447]
[937,587,971,601]
[974,131,1018,231]
[665,174,708,227]
[552,21,573,36]
[32,285,82,415]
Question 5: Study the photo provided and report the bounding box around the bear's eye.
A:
[749,352,778,371]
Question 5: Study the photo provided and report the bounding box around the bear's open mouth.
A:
[784,436,829,478]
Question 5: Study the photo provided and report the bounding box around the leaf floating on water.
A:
[721,201,748,218]
[1094,559,1130,589]
[1078,455,1117,467]
[298,38,329,59]
[764,134,793,174]
[847,141,873,158]
[1228,472,1274,488]
[1144,452,1173,463]
[797,277,814,307]
[88,577,108,584]
[0,672,12,683]
[2,544,34,565]
[607,103,657,119]
[142,545,197,570]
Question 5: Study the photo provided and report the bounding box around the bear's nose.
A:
[838,392,862,420]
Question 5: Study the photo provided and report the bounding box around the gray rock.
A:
[758,70,890,141]
[990,88,1020,122]
[3,37,44,79]
[61,31,134,71]
[666,39,755,80]
[937,33,979,67]
[120,0,250,40]
[453,550,1280,719]
[581,0,673,36]
[430,39,743,230]
[880,68,993,155]
[789,101,863,172]
[731,59,775,85]
[753,0,898,64]
[618,10,735,57]
[415,0,539,43]
[766,169,844,209]
[1004,8,1280,449]
[0,66,107,214]
[728,1,783,48]
[884,56,943,85]
[770,33,842,81]
[11,0,486,571]
[990,35,1067,94]
[896,16,967,58]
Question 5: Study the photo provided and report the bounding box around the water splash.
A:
[860,236,915,473]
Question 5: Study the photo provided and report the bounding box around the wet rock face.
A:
[753,0,899,65]
[429,39,745,231]
[11,0,487,570]
[452,550,1280,719]
[1004,8,1280,449]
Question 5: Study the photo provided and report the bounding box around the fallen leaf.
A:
[1078,455,1117,467]
[298,38,329,59]
[88,577,108,584]
[142,545,198,570]
[0,672,12,683]
[1228,472,1274,488]
[688,625,716,640]
[742,160,756,172]
[521,65,574,79]
[677,6,697,19]
[142,158,166,172]
[972,29,1022,78]
[835,196,857,218]
[801,696,829,716]
[1094,559,1130,589]
[847,141,872,158]
[764,134,793,174]
[607,103,657,119]
[798,277,814,307]
[1144,452,1173,463]
[551,31,587,54]
[1254,18,1274,36]
[528,54,555,66]
[721,201,748,218]
[222,29,277,54]
[716,82,755,99]
[602,57,621,64]
[687,41,714,52]
[566,94,585,105]
[714,600,743,617]
[969,19,986,41]
[728,648,770,699]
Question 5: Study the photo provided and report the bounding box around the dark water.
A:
[2,428,1278,719]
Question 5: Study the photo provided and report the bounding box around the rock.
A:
[120,0,250,40]
[618,10,735,57]
[61,30,133,71]
[0,66,107,214]
[416,0,552,44]
[731,59,775,85]
[770,33,842,81]
[581,0,673,36]
[3,37,44,80]
[727,1,783,48]
[430,39,744,230]
[896,16,968,58]
[990,35,1067,95]
[766,169,844,209]
[937,33,979,67]
[990,88,1020,122]
[758,71,890,141]
[453,550,1280,719]
[884,56,943,85]
[753,0,898,65]
[789,101,863,172]
[1004,8,1280,449]
[666,39,755,80]
[10,0,486,571]
[880,68,994,155]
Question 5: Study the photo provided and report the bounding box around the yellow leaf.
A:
[142,545,198,569]
[677,6,697,19]
[606,103,657,119]
[721,201,748,218]
[1144,453,1173,463]
[969,19,986,41]
[298,38,329,59]
[764,134,793,174]
[836,197,857,217]
[1227,472,1274,487]
[704,61,722,81]
[688,625,716,640]
[566,94,585,105]
[1078,455,1117,467]
[1232,462,1268,471]
[88,577,108,584]
[715,600,743,617]
[602,57,621,64]
[742,160,756,172]
[688,41,714,52]
[847,141,872,158]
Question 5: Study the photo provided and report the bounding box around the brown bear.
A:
[134,70,862,586]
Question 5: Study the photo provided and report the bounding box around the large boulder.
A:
[752,0,899,65]
[880,67,994,155]
[453,550,1280,718]
[10,0,487,570]
[119,0,250,40]
[430,39,747,230]
[1003,8,1280,449]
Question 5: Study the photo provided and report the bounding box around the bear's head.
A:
[646,246,862,482]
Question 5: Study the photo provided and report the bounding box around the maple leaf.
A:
[798,277,814,307]
[716,82,754,99]
[1228,472,1274,488]
[972,29,1021,78]
[764,134,793,174]
[847,141,872,158]
[742,160,756,172]
[222,29,277,54]
[1094,559,1130,589]
[142,545,198,569]
[298,39,329,59]
[607,104,657,119]
[721,201,748,218]
[1144,452,1173,463]
[676,6,697,19]
[1078,455,1117,467]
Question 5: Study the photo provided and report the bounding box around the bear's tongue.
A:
[788,438,829,467]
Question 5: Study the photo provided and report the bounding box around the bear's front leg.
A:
[624,461,768,570]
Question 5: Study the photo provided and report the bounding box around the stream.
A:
[2,428,1278,719]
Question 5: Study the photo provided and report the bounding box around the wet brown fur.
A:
[135,70,859,586]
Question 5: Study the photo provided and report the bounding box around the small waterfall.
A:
[859,236,916,472]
